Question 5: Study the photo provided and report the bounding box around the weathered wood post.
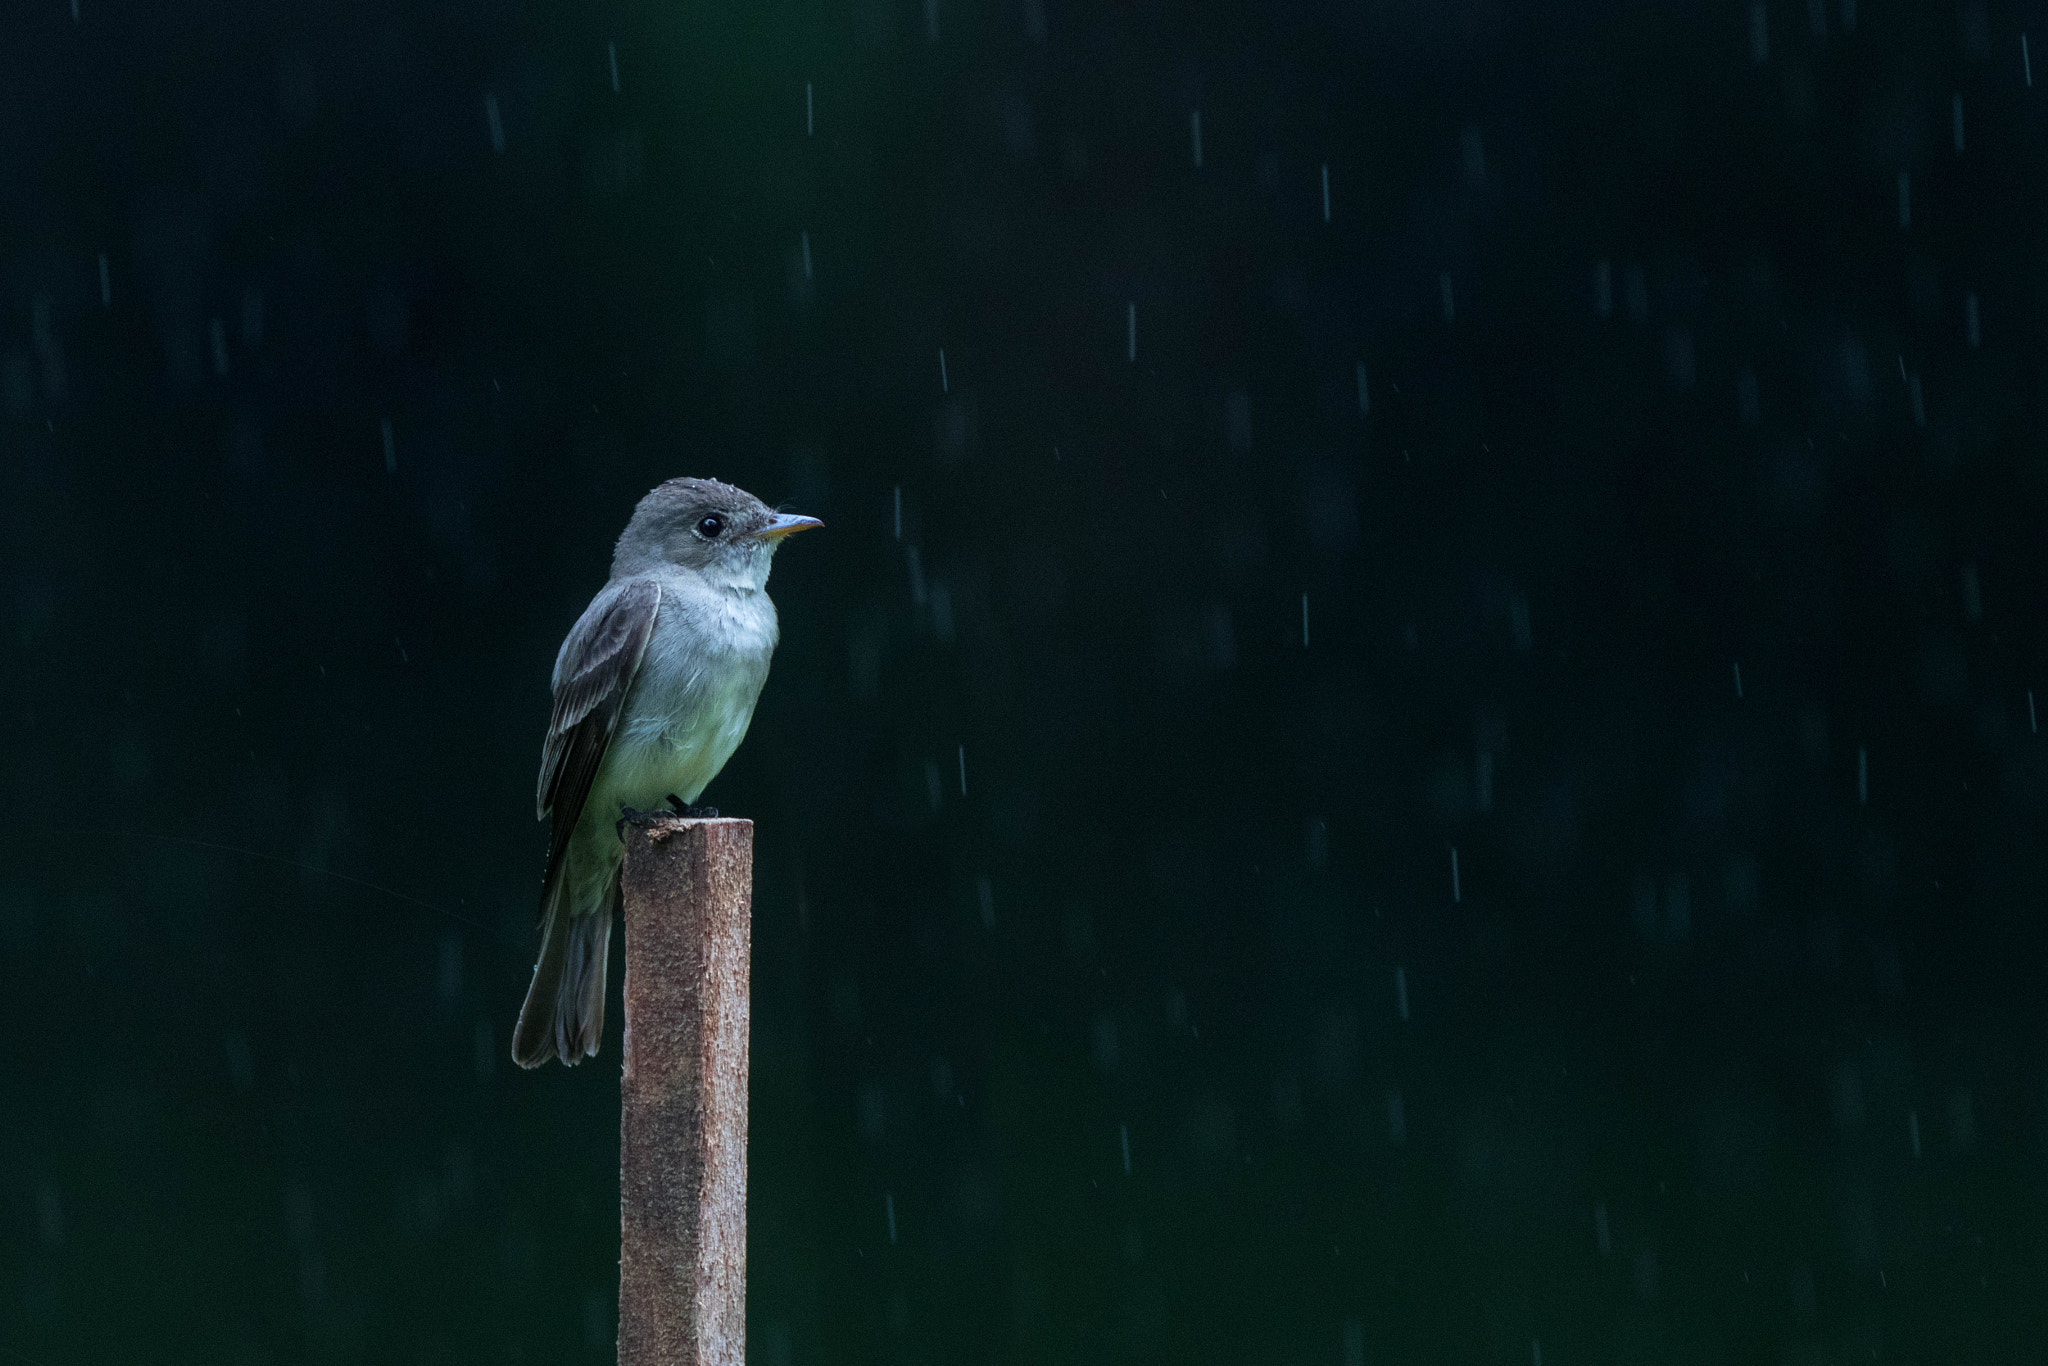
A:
[617,815,752,1366]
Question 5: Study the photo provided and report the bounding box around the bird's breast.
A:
[603,584,777,807]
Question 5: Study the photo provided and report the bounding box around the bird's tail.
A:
[511,866,616,1068]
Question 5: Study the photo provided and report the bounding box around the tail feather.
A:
[512,871,616,1068]
[554,884,615,1064]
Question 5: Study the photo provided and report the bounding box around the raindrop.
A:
[938,347,948,392]
[1594,259,1613,316]
[1461,125,1486,185]
[806,82,814,135]
[608,42,620,93]
[906,546,926,605]
[1439,272,1455,323]
[1119,1123,1131,1174]
[485,94,505,154]
[2027,33,2035,86]
[1952,93,1964,153]
[1748,3,1770,63]
[957,745,967,797]
[801,231,812,280]
[1908,374,1925,427]
[1857,746,1868,804]
[36,1183,63,1247]
[1343,1318,1365,1366]
[210,318,229,376]
[1321,163,1331,221]
[1126,303,1137,362]
[1207,606,1235,669]
[1450,846,1461,902]
[1594,1201,1612,1255]
[1733,661,1744,698]
[1301,593,1310,647]
[1509,592,1532,651]
[977,875,994,926]
[1190,110,1203,168]
[2029,690,2038,733]
[1355,361,1369,415]
[97,254,110,308]
[884,1192,898,1243]
[923,0,938,41]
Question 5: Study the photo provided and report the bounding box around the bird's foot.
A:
[617,804,665,839]
[666,793,719,819]
[615,800,718,838]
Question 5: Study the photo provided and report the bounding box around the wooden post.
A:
[618,816,752,1366]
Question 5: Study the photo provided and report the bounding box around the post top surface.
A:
[629,814,755,831]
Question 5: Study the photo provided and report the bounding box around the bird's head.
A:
[613,477,822,589]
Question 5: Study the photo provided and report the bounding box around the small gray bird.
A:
[512,477,820,1068]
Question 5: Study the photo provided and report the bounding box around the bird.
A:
[512,477,820,1068]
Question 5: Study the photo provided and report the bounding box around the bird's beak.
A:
[755,512,823,542]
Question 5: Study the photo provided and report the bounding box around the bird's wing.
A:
[535,577,661,894]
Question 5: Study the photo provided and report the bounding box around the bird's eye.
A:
[694,515,725,539]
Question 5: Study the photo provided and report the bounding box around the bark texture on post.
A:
[618,816,752,1366]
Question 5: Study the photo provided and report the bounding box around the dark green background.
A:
[4,0,2046,1361]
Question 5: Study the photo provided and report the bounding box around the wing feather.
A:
[534,578,661,898]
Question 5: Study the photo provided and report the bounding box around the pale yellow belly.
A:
[559,685,762,917]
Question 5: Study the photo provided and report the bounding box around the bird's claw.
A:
[666,794,719,819]
[616,800,718,839]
